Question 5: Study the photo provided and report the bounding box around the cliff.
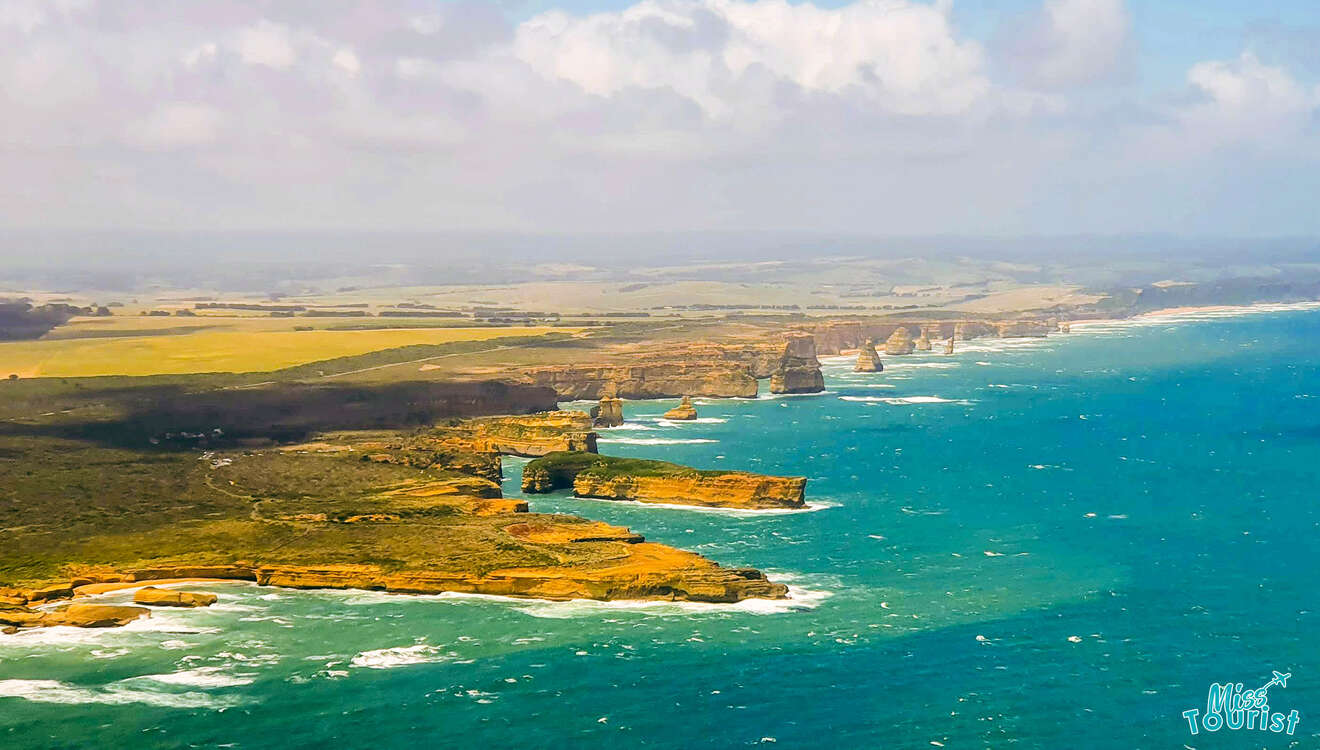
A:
[0,423,792,631]
[997,320,1053,337]
[769,334,825,394]
[855,339,883,372]
[522,452,807,510]
[460,411,598,457]
[521,362,758,400]
[663,396,699,420]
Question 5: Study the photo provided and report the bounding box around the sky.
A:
[1,0,1318,238]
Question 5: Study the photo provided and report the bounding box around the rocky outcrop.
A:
[855,339,883,372]
[1058,321,1072,333]
[663,396,698,420]
[1,602,150,630]
[462,411,597,457]
[885,327,915,355]
[769,334,824,394]
[944,336,955,354]
[522,453,807,510]
[14,525,788,605]
[914,328,932,351]
[591,396,624,427]
[133,587,218,607]
[997,320,1052,338]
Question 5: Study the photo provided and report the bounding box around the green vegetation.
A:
[523,451,733,492]
[0,429,606,586]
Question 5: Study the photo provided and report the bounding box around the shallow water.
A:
[4,303,1320,748]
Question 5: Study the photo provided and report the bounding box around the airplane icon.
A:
[1261,671,1291,692]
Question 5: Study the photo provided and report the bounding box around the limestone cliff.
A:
[997,320,1053,338]
[663,396,698,420]
[885,327,915,355]
[522,453,807,510]
[855,339,883,372]
[769,334,825,394]
[522,362,758,400]
[462,411,598,457]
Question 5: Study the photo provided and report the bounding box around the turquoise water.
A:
[4,305,1320,748]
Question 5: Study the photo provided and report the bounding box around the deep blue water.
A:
[3,305,1319,748]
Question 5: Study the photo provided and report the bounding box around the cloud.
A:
[999,0,1132,89]
[512,0,988,118]
[234,19,297,69]
[0,0,1316,237]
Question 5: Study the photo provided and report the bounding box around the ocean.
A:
[3,304,1319,748]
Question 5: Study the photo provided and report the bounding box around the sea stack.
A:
[884,327,915,355]
[769,334,825,394]
[1059,321,1072,333]
[944,336,955,355]
[663,396,699,420]
[915,327,933,351]
[591,387,624,427]
[855,338,884,372]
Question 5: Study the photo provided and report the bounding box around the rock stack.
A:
[590,386,624,427]
[1059,321,1071,333]
[884,327,915,355]
[855,338,884,372]
[944,336,955,355]
[769,334,825,394]
[663,396,699,420]
[915,327,932,351]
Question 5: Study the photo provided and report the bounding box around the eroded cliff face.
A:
[461,411,598,457]
[575,473,806,510]
[522,362,758,400]
[0,412,792,630]
[0,516,789,615]
[522,453,807,510]
[996,320,1053,338]
[769,334,825,394]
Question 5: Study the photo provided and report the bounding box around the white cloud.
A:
[130,103,222,149]
[1001,0,1131,89]
[0,0,1316,235]
[234,19,296,69]
[513,0,989,117]
[332,47,361,75]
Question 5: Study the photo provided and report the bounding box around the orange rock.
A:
[133,587,218,608]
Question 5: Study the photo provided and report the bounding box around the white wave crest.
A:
[569,496,838,516]
[130,667,254,688]
[839,395,972,405]
[596,437,719,445]
[349,644,448,669]
[511,584,832,619]
[0,679,243,709]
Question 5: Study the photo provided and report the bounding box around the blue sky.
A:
[1,0,1318,236]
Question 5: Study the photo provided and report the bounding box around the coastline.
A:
[1070,299,1320,328]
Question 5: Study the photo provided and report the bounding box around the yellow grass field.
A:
[0,326,571,378]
